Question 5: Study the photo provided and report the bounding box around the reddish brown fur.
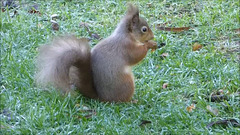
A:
[91,4,156,102]
[36,4,156,102]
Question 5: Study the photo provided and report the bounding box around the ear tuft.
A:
[126,3,139,25]
[127,3,139,17]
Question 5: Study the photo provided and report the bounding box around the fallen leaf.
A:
[209,90,228,102]
[206,119,240,128]
[192,43,203,51]
[162,83,168,89]
[28,4,41,15]
[206,105,219,116]
[156,26,190,32]
[186,104,195,112]
[51,20,59,31]
[139,120,152,126]
[210,95,227,102]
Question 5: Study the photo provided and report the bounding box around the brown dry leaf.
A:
[192,42,203,51]
[156,26,190,32]
[28,4,41,15]
[186,104,195,112]
[139,120,152,126]
[206,105,219,116]
[210,95,227,102]
[206,119,240,128]
[210,90,228,102]
[51,20,59,31]
[162,83,168,89]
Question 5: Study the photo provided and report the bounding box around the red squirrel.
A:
[36,4,157,102]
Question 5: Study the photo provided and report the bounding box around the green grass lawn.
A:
[1,0,239,134]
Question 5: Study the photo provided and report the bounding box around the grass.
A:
[1,0,239,134]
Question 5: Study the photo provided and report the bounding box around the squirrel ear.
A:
[127,3,139,24]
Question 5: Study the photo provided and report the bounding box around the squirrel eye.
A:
[141,26,148,33]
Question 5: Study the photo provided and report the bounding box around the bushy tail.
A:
[36,36,98,98]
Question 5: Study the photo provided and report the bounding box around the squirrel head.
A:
[125,4,154,43]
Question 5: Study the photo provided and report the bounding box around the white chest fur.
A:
[136,40,144,46]
[124,66,132,74]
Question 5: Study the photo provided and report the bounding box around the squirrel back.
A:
[36,4,156,102]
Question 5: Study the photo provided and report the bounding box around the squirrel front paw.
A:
[145,40,157,50]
